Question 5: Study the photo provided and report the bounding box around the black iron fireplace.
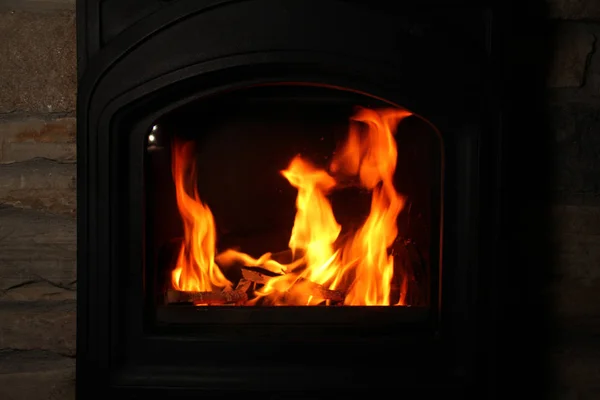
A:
[77,0,503,398]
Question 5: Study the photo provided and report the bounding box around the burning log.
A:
[165,270,345,306]
[166,288,248,305]
[241,267,271,284]
[240,268,345,303]
[235,278,252,292]
[299,279,345,303]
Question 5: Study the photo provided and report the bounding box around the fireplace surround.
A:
[77,0,502,397]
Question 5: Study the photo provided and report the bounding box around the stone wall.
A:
[0,1,76,399]
[0,1,598,399]
[545,2,600,398]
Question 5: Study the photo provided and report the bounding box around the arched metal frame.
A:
[77,0,502,396]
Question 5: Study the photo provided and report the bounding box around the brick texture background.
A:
[0,0,598,399]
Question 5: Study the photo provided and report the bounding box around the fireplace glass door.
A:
[144,85,442,324]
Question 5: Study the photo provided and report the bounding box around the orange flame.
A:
[282,156,341,282]
[170,106,412,305]
[331,108,410,305]
[170,140,232,292]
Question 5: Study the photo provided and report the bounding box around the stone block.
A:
[0,1,75,12]
[0,158,76,213]
[548,0,600,20]
[549,279,600,318]
[551,205,600,286]
[553,233,600,282]
[552,341,600,398]
[583,25,600,95]
[548,103,600,206]
[0,206,75,290]
[0,351,74,400]
[0,281,75,301]
[0,350,73,373]
[548,206,600,318]
[0,301,76,356]
[0,10,76,113]
[0,117,76,163]
[547,24,596,88]
[552,205,600,235]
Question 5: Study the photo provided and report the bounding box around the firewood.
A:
[235,278,252,292]
[241,267,271,284]
[166,288,248,305]
[165,269,345,305]
[240,268,345,302]
[298,278,345,303]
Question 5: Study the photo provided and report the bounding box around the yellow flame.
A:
[170,140,232,292]
[170,107,412,305]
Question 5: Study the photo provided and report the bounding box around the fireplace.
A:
[150,86,438,308]
[77,0,502,397]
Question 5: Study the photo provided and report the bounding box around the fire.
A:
[329,108,410,305]
[282,156,341,285]
[170,106,412,305]
[170,140,232,292]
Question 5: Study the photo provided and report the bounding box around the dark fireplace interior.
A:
[77,0,501,398]
[147,85,440,316]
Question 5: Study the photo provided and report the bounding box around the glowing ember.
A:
[170,106,412,305]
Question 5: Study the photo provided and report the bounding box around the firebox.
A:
[77,0,502,398]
